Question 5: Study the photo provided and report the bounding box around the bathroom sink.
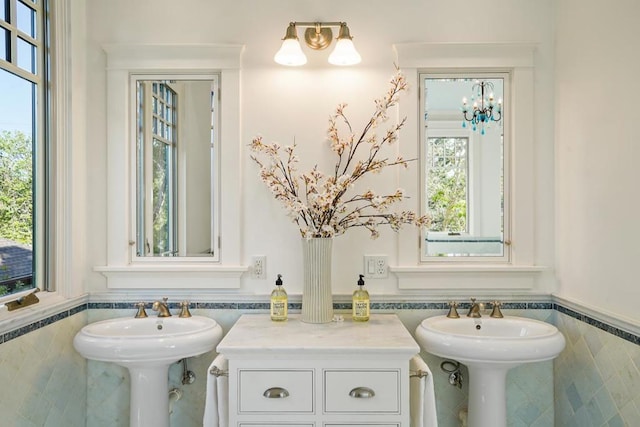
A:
[416,315,565,427]
[74,315,222,365]
[74,315,223,427]
[416,315,565,365]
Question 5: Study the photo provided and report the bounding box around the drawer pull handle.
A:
[349,386,375,398]
[263,387,290,399]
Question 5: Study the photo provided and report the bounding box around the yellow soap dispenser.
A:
[270,274,288,321]
[352,274,370,322]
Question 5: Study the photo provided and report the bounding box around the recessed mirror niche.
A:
[421,74,510,259]
[133,76,218,258]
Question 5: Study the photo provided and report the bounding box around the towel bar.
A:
[209,366,228,377]
[210,368,426,378]
[410,369,429,379]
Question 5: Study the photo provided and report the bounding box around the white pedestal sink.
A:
[416,315,565,427]
[74,315,223,427]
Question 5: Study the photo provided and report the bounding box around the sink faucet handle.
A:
[490,301,504,318]
[179,301,192,318]
[446,301,460,318]
[134,302,148,318]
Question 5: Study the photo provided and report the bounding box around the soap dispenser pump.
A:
[352,274,370,322]
[270,274,288,321]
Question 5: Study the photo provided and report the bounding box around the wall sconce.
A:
[274,22,362,66]
[461,81,502,134]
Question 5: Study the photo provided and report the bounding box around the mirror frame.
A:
[131,74,220,260]
[95,44,246,289]
[393,42,544,290]
[420,71,511,262]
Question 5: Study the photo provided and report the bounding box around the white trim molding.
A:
[96,43,247,289]
[392,42,544,290]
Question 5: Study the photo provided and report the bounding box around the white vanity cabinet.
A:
[217,314,420,427]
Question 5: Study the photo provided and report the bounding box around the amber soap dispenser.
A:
[270,274,288,321]
[352,274,370,322]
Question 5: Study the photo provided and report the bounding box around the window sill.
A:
[0,292,87,335]
[391,265,547,290]
[94,264,248,289]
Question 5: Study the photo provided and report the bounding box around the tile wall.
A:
[0,300,636,427]
[0,308,87,426]
[554,312,640,427]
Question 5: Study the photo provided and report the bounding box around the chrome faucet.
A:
[152,297,172,317]
[467,298,482,318]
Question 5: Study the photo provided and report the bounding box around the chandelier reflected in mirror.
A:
[461,81,502,134]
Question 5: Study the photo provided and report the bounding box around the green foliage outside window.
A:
[0,130,33,245]
[426,137,467,233]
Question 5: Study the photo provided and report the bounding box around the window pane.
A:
[0,69,34,291]
[17,37,36,73]
[0,0,7,22]
[427,137,468,233]
[17,1,36,38]
[152,138,170,254]
[0,27,8,61]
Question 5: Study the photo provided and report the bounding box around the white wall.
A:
[83,0,556,296]
[555,0,640,323]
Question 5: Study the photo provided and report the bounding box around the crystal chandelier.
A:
[461,81,502,134]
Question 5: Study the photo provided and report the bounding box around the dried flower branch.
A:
[250,68,430,239]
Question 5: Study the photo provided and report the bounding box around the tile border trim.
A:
[0,303,88,345]
[1,300,638,346]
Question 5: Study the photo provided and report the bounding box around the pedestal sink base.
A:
[466,364,509,427]
[128,364,171,427]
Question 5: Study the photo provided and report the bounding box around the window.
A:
[0,0,48,296]
[426,136,469,233]
[136,81,179,256]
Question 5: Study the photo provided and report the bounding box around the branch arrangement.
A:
[250,68,430,239]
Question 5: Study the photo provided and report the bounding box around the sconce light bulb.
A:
[274,38,307,66]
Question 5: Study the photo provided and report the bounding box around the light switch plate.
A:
[363,255,388,278]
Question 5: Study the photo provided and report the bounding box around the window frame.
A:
[0,0,49,297]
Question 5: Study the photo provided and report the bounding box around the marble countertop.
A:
[217,313,420,358]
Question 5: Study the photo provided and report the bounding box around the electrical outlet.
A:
[251,255,266,279]
[363,255,388,278]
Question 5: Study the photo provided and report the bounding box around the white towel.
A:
[410,354,438,427]
[203,354,228,427]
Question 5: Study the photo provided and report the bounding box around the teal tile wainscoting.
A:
[0,299,637,426]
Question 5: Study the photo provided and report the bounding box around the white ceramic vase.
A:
[301,237,333,323]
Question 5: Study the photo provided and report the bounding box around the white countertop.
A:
[217,313,420,358]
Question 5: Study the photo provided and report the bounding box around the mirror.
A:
[134,76,218,257]
[421,74,509,259]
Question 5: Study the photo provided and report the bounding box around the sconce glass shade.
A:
[274,23,307,66]
[328,38,361,65]
[274,38,308,66]
[328,24,361,66]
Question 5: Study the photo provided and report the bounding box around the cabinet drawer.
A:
[239,424,314,427]
[325,425,399,427]
[238,369,314,413]
[323,370,400,413]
